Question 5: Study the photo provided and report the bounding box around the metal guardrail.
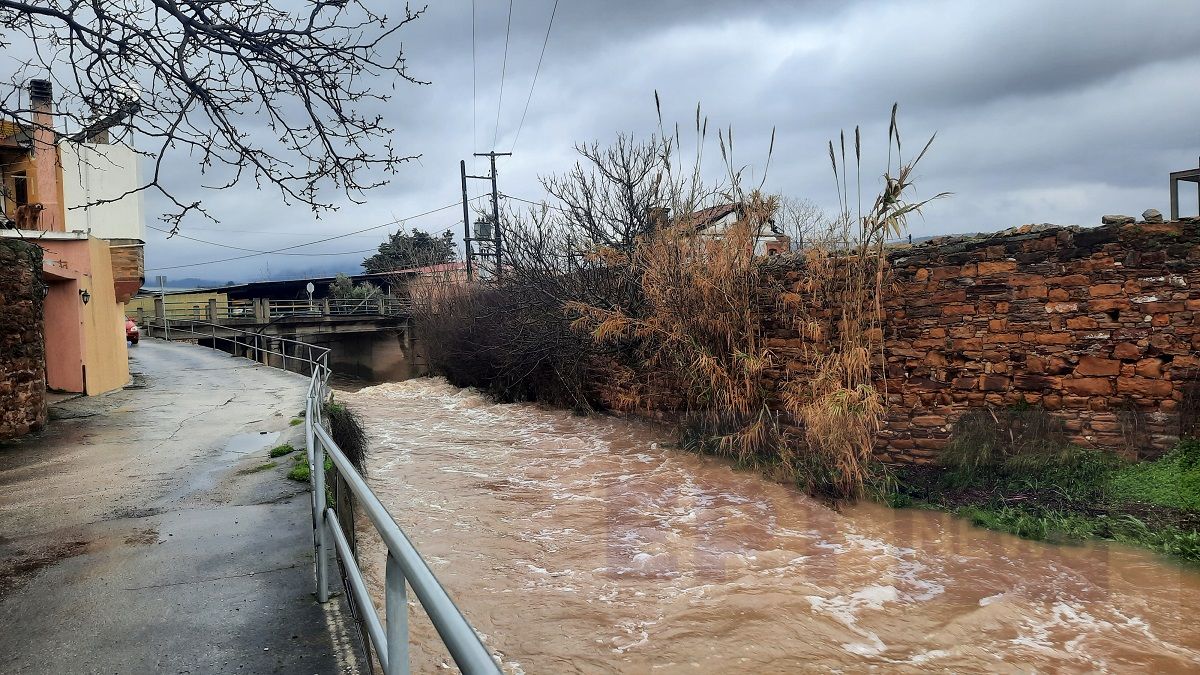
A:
[144,317,501,675]
[147,297,413,322]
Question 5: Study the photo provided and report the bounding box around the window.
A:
[12,171,27,206]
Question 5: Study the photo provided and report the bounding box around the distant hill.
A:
[148,263,365,291]
[150,277,239,290]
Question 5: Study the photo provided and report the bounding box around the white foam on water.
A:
[980,592,1006,606]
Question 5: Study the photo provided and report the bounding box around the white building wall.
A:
[60,141,145,240]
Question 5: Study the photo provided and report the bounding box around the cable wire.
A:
[491,0,514,150]
[471,0,478,162]
[146,224,377,257]
[511,0,559,153]
[146,197,486,272]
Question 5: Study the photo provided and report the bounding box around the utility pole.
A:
[459,160,474,283]
[466,151,511,281]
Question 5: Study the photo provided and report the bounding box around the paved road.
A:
[0,340,363,674]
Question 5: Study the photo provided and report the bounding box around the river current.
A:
[345,377,1200,673]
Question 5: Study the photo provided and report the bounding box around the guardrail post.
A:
[255,298,270,323]
[385,553,410,675]
[314,432,330,603]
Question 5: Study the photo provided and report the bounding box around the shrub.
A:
[269,443,296,458]
[323,401,368,474]
[939,407,1068,476]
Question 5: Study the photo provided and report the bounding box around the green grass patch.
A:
[269,443,296,458]
[289,418,303,426]
[285,454,333,482]
[1107,439,1200,511]
[886,413,1200,563]
[286,463,310,481]
[237,461,277,475]
[956,505,1099,543]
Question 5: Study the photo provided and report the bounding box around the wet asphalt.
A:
[0,340,364,674]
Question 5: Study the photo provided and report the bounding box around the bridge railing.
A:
[143,317,500,675]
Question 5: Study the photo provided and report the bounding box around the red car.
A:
[125,317,140,345]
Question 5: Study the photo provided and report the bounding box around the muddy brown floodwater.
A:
[345,378,1200,674]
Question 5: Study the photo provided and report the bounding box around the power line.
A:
[503,192,568,214]
[491,0,514,150]
[145,224,379,257]
[471,0,478,160]
[511,0,559,153]
[146,197,486,272]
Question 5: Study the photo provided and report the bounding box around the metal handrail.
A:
[146,317,501,675]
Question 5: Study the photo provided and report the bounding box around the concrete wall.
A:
[0,239,47,439]
[43,273,85,392]
[60,141,145,240]
[301,328,417,382]
[79,238,129,395]
[38,236,129,394]
[761,220,1200,462]
[127,291,229,321]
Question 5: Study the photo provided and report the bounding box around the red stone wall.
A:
[0,239,48,440]
[763,221,1200,462]
[107,239,144,304]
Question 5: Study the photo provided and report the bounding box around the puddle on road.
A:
[223,431,280,456]
[154,431,283,505]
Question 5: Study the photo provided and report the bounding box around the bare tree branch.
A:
[0,0,426,230]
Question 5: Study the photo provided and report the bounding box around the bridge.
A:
[138,296,424,381]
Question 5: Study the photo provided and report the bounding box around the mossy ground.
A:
[286,453,332,482]
[884,439,1200,563]
[237,461,277,475]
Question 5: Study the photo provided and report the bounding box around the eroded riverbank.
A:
[347,377,1200,673]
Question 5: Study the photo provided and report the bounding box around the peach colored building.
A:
[0,79,135,395]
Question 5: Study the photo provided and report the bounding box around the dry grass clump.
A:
[781,107,946,498]
[421,101,944,501]
[570,190,783,467]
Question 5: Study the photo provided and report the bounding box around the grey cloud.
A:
[129,0,1200,281]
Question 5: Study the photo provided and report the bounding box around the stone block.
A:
[1075,356,1121,376]
[1064,377,1114,396]
[977,260,1017,275]
[1113,342,1143,360]
[1088,298,1130,312]
[1089,283,1123,297]
[1066,316,1099,330]
[979,376,1010,391]
[1036,332,1074,345]
[1117,376,1173,398]
[1134,358,1164,378]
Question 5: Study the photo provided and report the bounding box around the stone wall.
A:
[0,239,47,440]
[107,239,144,303]
[763,220,1200,462]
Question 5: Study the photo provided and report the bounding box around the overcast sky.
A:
[139,0,1200,283]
